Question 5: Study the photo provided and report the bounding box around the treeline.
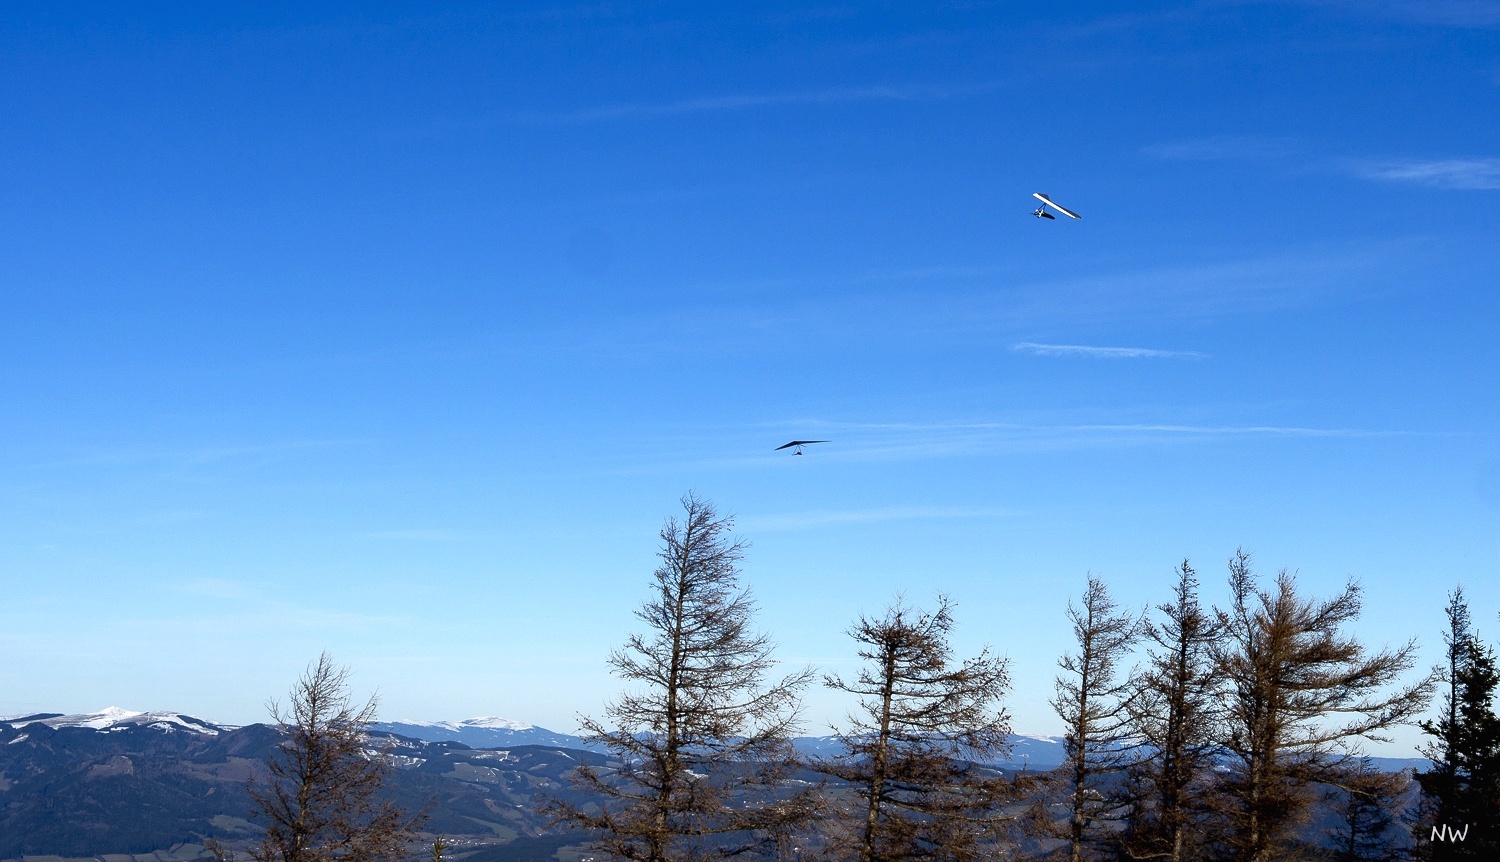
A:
[240,494,1499,862]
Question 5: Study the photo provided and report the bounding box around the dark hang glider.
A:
[1032,193,1082,220]
[775,440,828,455]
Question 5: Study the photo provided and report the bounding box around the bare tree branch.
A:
[248,652,424,862]
[546,494,818,862]
[817,594,1021,862]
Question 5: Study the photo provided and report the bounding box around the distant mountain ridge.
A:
[5,708,1075,766]
[7,708,1429,775]
[0,713,606,859]
[0,707,1434,858]
[371,716,587,750]
[2,706,233,735]
[372,718,1430,774]
[784,732,1072,769]
[374,717,1075,767]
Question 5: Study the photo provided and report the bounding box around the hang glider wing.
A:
[774,440,829,451]
[1032,193,1082,219]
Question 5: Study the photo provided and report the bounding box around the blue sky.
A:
[1,2,1497,755]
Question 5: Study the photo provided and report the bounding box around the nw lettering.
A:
[1431,824,1470,843]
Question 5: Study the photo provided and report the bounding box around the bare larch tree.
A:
[249,652,422,862]
[1049,576,1140,862]
[818,595,1015,862]
[1211,550,1432,862]
[1120,560,1225,862]
[547,494,816,862]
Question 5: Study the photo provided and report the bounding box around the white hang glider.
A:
[1032,193,1082,220]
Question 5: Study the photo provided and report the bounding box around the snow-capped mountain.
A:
[1003,734,1071,769]
[371,716,593,749]
[1,707,232,735]
[408,715,536,731]
[1,708,1426,775]
[0,717,594,858]
[0,709,589,750]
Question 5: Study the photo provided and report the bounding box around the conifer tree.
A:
[1414,588,1500,860]
[818,595,1016,862]
[547,494,816,862]
[249,652,423,862]
[1415,588,1474,859]
[1449,640,1500,845]
[1120,561,1224,862]
[1211,551,1432,862]
[1049,576,1140,862]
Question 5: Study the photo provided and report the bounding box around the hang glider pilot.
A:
[1032,193,1082,220]
[774,440,828,455]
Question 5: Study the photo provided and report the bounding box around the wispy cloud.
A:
[24,439,354,472]
[1141,135,1296,161]
[1277,0,1500,29]
[176,578,261,601]
[1352,158,1500,190]
[356,529,469,541]
[159,579,403,632]
[613,414,1447,476]
[575,244,1410,358]
[739,506,1016,533]
[742,418,1441,462]
[802,419,1434,438]
[519,82,997,124]
[1043,423,1422,437]
[122,603,404,636]
[1141,133,1500,192]
[1011,342,1205,359]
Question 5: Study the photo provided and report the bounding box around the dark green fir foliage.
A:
[1415,588,1500,860]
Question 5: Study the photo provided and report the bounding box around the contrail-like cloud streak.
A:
[522,82,997,123]
[1353,157,1500,190]
[1011,342,1206,359]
